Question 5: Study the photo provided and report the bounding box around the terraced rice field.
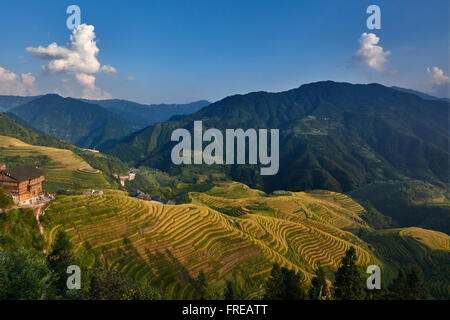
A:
[360,227,450,298]
[0,136,110,192]
[44,182,380,299]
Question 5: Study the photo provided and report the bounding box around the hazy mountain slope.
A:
[0,95,42,112]
[83,98,210,128]
[8,94,133,149]
[105,81,449,193]
[391,86,450,102]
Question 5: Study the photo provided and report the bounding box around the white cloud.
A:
[75,73,111,99]
[427,66,449,85]
[101,65,117,74]
[0,66,38,95]
[426,66,449,98]
[26,24,114,99]
[353,32,390,72]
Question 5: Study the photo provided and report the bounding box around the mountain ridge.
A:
[8,94,134,149]
[104,81,449,194]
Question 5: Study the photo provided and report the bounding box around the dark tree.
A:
[47,230,78,295]
[224,280,246,300]
[405,267,428,300]
[87,268,135,300]
[308,267,330,300]
[387,268,428,300]
[264,263,283,299]
[0,248,54,300]
[387,270,407,300]
[264,263,306,300]
[122,278,161,300]
[333,247,365,300]
[195,270,209,300]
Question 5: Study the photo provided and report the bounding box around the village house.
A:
[0,164,45,205]
[116,170,137,186]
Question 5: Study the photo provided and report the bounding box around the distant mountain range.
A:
[391,86,450,102]
[82,98,210,128]
[0,95,42,112]
[7,94,132,149]
[104,81,449,194]
[0,94,210,149]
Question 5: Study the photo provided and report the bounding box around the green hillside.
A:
[105,81,449,194]
[0,112,129,187]
[38,182,450,299]
[42,182,381,299]
[350,180,450,234]
[0,136,110,192]
[361,227,450,298]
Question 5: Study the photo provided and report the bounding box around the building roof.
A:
[2,166,44,182]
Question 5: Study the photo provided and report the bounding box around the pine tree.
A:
[264,263,283,300]
[308,267,329,300]
[405,267,427,300]
[195,270,208,300]
[387,270,407,300]
[333,247,365,300]
[48,230,78,295]
[224,280,245,300]
[264,263,306,300]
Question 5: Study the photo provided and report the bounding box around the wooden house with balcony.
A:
[0,165,45,205]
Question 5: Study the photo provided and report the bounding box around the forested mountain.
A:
[1,94,210,147]
[105,81,449,194]
[8,94,133,149]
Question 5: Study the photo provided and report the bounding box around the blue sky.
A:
[0,0,448,103]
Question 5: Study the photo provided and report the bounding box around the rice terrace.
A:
[44,182,380,299]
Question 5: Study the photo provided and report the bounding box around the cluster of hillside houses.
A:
[131,189,175,205]
[113,170,136,186]
[0,163,50,205]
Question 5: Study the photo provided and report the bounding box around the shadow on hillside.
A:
[144,248,196,284]
[112,236,197,297]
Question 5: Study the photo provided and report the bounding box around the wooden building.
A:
[0,165,45,205]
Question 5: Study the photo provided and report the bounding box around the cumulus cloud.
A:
[101,65,117,74]
[26,24,114,99]
[427,66,449,98]
[427,66,449,85]
[0,66,38,95]
[353,32,390,72]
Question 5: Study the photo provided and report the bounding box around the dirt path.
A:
[34,204,47,254]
